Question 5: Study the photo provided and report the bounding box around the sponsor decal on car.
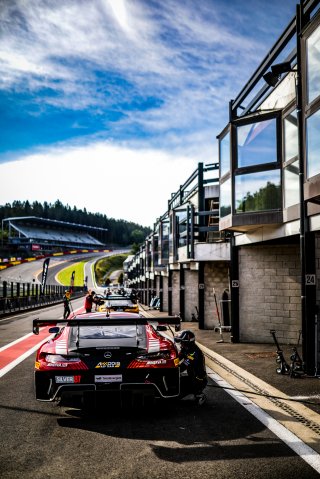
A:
[55,376,76,383]
[95,374,122,383]
[95,361,121,368]
[47,362,69,367]
[146,359,167,365]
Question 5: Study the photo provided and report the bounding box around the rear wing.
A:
[104,297,133,303]
[32,316,181,335]
[96,295,129,301]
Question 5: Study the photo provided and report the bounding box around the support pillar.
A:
[179,266,185,321]
[230,235,239,343]
[159,275,163,312]
[198,262,205,330]
[168,269,172,316]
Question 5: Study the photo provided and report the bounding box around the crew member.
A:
[84,290,96,313]
[175,329,208,405]
[63,290,71,319]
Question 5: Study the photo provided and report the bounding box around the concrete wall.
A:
[154,276,159,297]
[162,275,168,311]
[171,270,180,316]
[239,244,300,344]
[204,262,230,329]
[184,269,198,321]
[315,233,320,370]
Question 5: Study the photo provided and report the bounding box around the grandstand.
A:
[2,216,108,254]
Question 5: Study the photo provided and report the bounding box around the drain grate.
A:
[205,352,320,436]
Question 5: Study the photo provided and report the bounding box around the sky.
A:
[0,0,299,228]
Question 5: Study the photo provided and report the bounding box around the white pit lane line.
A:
[206,367,320,474]
[0,336,54,378]
[0,332,34,353]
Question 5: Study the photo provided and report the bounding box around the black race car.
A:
[33,312,181,408]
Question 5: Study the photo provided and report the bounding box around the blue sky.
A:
[0,0,298,227]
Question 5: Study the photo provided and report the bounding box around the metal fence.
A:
[0,280,84,317]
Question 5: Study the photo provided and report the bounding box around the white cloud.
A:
[0,141,203,227]
[0,0,276,116]
[0,0,298,226]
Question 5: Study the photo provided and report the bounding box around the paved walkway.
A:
[139,303,320,455]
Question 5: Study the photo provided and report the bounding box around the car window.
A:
[68,324,146,348]
[78,325,140,339]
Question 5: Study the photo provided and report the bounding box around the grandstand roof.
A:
[3,216,107,249]
[10,224,103,246]
[3,216,108,232]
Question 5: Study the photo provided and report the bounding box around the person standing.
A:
[84,290,96,313]
[63,290,71,319]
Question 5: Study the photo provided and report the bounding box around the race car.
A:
[33,312,181,408]
[97,296,140,314]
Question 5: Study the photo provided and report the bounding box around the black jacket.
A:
[179,343,207,382]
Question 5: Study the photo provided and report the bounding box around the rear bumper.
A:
[35,368,180,402]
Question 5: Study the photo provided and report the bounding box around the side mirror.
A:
[49,327,60,334]
[156,325,168,331]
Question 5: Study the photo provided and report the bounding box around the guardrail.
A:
[0,247,112,271]
[0,280,84,317]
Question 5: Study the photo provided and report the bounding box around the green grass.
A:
[94,254,128,285]
[56,261,87,287]
[56,254,129,287]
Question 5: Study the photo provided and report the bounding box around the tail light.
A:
[35,354,88,370]
[137,350,176,361]
[128,346,178,368]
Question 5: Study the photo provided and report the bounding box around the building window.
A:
[284,112,298,162]
[284,111,299,207]
[237,118,277,168]
[220,131,230,178]
[235,170,281,213]
[306,110,320,179]
[176,211,187,248]
[152,235,159,267]
[307,24,320,105]
[284,160,299,208]
[161,222,169,261]
[220,178,232,217]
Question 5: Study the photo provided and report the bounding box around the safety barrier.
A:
[0,280,84,317]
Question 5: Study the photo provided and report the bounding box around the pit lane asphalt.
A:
[139,303,320,456]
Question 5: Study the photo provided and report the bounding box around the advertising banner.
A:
[70,270,75,294]
[40,257,50,294]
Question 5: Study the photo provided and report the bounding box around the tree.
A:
[130,229,145,244]
[0,200,151,247]
[131,242,140,254]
